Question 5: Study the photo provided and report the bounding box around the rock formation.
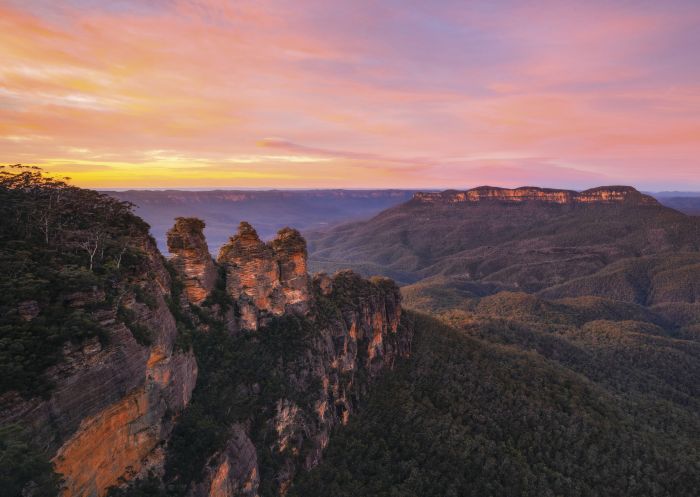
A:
[167,217,218,304]
[216,223,310,331]
[413,185,659,205]
[271,227,311,314]
[1,212,410,497]
[0,234,197,497]
[189,424,260,497]
[161,219,411,496]
[191,270,410,497]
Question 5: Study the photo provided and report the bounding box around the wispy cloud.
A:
[1,0,699,189]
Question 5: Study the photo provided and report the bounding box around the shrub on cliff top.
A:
[0,165,154,396]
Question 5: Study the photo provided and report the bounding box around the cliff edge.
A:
[413,186,659,205]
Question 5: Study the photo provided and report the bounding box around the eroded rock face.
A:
[194,270,411,497]
[576,186,658,204]
[167,217,218,304]
[414,186,659,205]
[217,223,310,330]
[189,424,260,497]
[178,224,407,496]
[1,217,408,497]
[271,228,311,314]
[0,236,198,497]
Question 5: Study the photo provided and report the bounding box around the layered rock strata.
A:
[216,223,310,331]
[0,235,198,497]
[192,270,410,497]
[167,217,218,305]
[414,186,659,205]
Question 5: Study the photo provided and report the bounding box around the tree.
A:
[0,424,61,497]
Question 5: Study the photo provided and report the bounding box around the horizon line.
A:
[95,186,700,194]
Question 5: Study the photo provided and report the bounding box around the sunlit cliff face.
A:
[1,0,699,190]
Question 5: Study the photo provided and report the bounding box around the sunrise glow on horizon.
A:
[1,0,699,190]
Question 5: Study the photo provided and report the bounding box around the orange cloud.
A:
[1,0,699,190]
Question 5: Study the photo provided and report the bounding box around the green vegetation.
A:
[292,311,700,497]
[0,165,155,397]
[0,424,61,497]
[164,314,318,492]
[6,174,700,497]
[308,196,700,297]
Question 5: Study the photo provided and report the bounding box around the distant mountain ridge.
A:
[103,188,698,256]
[105,189,417,252]
[307,185,700,293]
[295,184,700,497]
[413,185,659,205]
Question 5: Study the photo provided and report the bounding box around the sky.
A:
[1,0,699,190]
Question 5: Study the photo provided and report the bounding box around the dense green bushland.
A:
[0,165,153,397]
[0,424,61,497]
[308,197,700,295]
[291,311,700,497]
[163,314,318,494]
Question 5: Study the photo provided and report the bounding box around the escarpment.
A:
[0,231,198,497]
[413,185,659,205]
[1,170,410,497]
[181,270,409,497]
[163,219,412,497]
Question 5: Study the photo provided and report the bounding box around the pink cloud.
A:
[0,0,698,189]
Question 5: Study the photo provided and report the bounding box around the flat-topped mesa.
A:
[576,186,659,204]
[217,222,311,331]
[167,217,218,304]
[413,186,659,206]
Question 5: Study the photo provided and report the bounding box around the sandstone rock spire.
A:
[217,222,311,330]
[167,217,218,304]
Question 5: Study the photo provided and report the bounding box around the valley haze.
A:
[106,187,700,253]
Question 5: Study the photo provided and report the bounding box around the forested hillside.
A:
[292,311,700,497]
[295,187,700,496]
[307,187,700,288]
[0,166,412,497]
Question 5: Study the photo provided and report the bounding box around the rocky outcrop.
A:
[216,223,310,330]
[162,219,410,496]
[413,186,659,205]
[189,424,260,497]
[167,217,218,304]
[0,235,197,497]
[1,213,409,497]
[271,228,311,314]
[190,270,410,497]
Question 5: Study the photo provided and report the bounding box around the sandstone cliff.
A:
[185,270,410,497]
[413,186,659,205]
[161,219,411,497]
[0,233,198,497]
[167,218,218,305]
[216,223,310,331]
[1,206,410,497]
